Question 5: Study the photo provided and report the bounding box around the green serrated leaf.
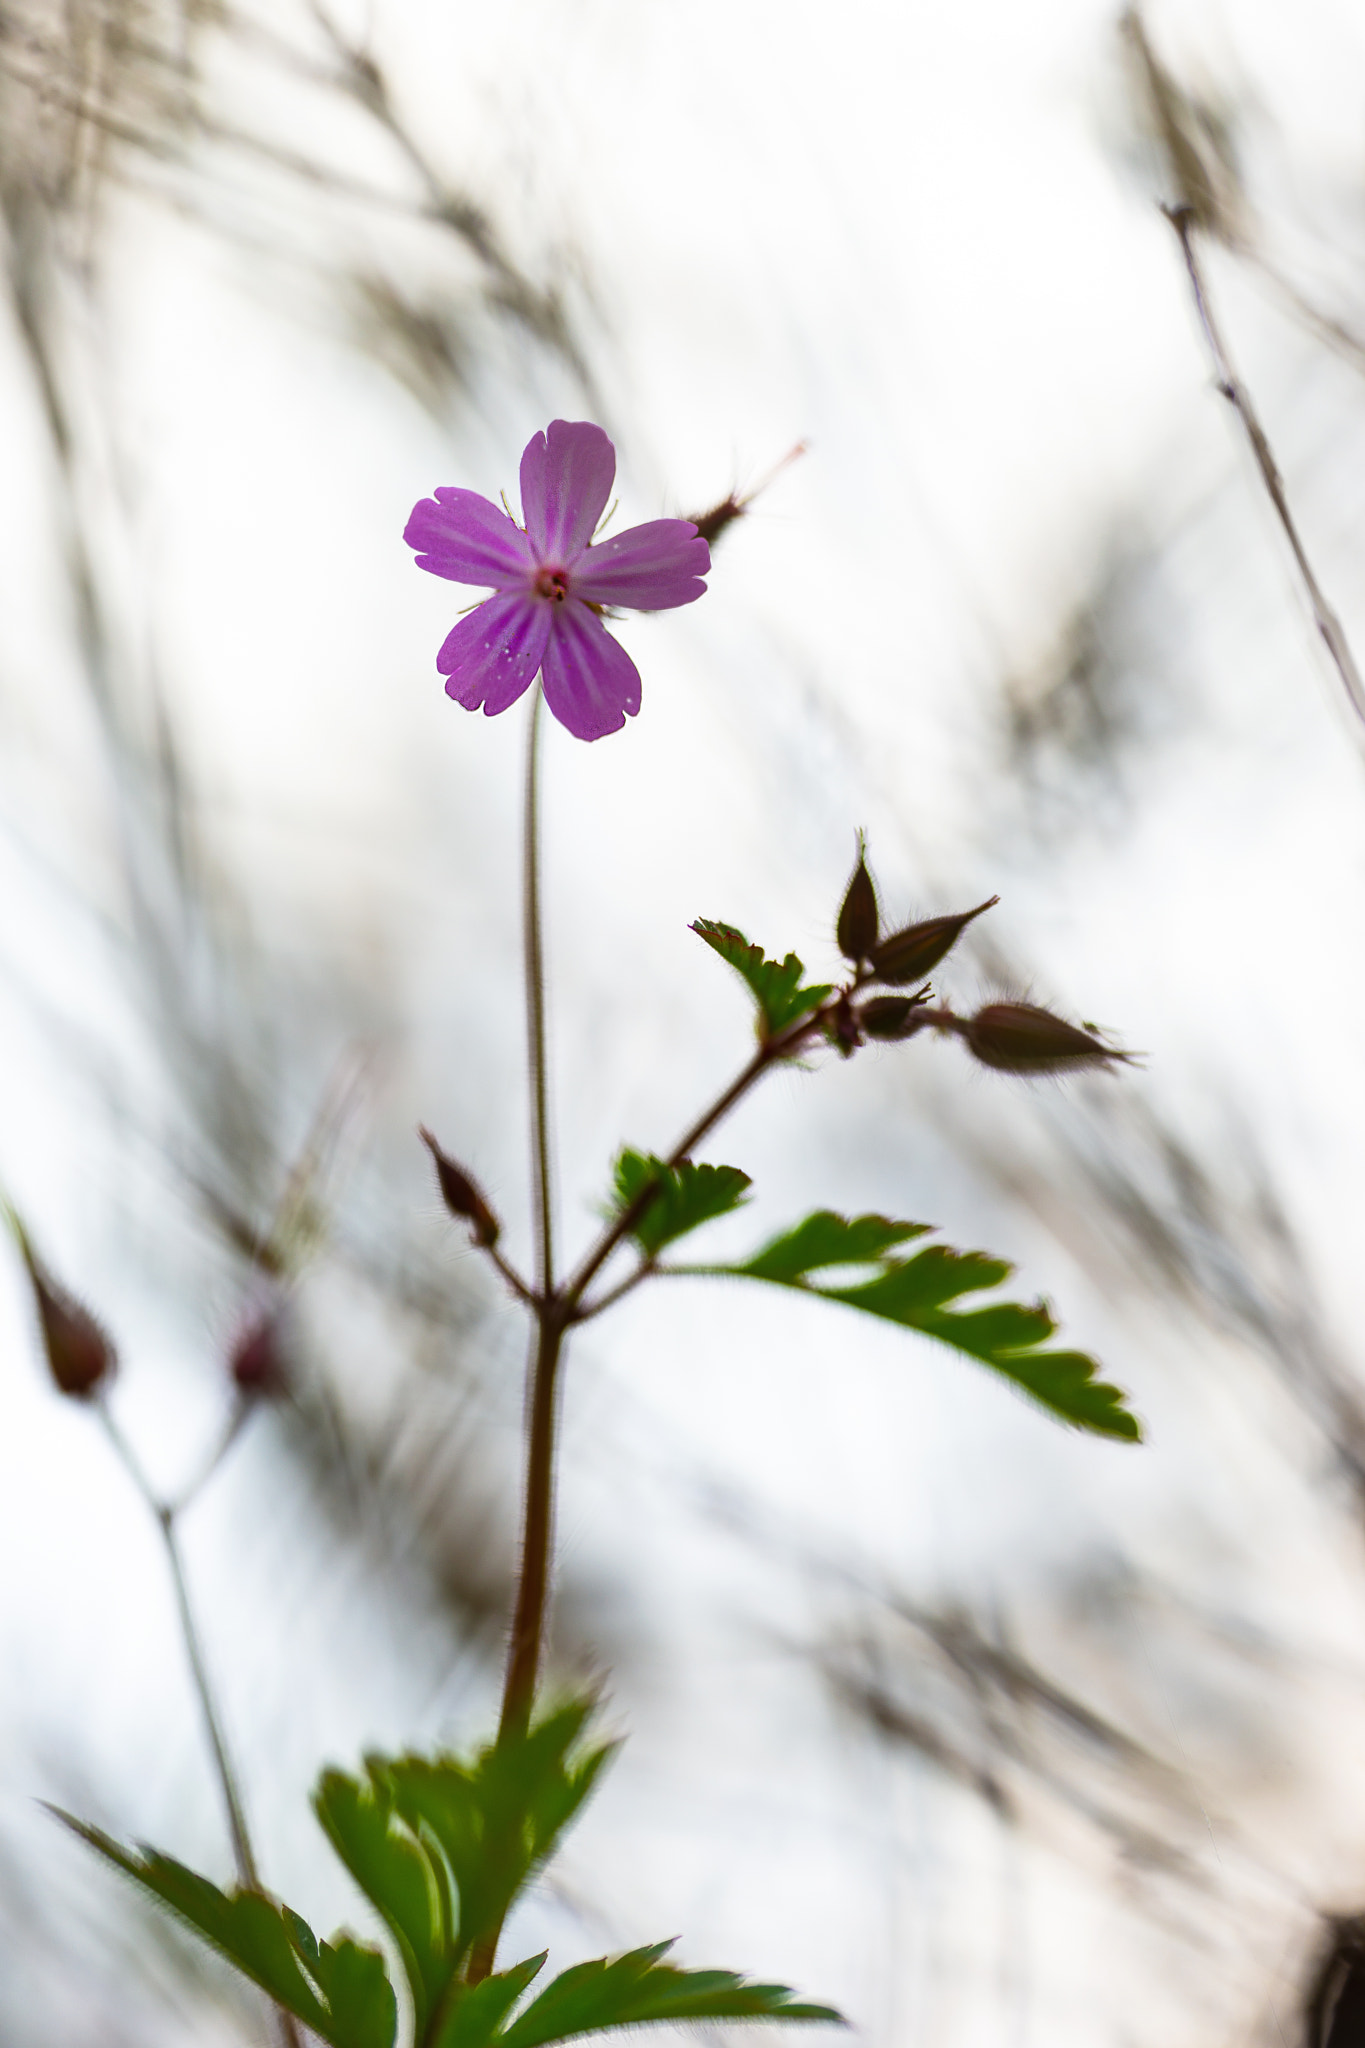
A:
[56,1816,396,2048]
[738,1210,931,1283]
[497,1941,843,2048]
[375,1698,614,1974]
[433,1951,548,2048]
[691,920,834,1040]
[610,1150,752,1257]
[680,1212,1141,1442]
[314,1766,446,2039]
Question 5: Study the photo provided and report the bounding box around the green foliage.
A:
[690,921,834,1040]
[497,1942,842,2048]
[63,1700,841,2046]
[318,1697,614,2034]
[53,1819,397,2048]
[610,1149,752,1256]
[675,1210,1141,1441]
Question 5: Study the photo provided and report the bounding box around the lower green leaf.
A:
[496,1942,842,2048]
[55,1816,396,2048]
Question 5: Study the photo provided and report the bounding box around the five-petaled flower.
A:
[404,420,710,742]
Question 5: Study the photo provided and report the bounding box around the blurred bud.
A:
[836,839,879,964]
[685,443,807,548]
[419,1127,501,1245]
[228,1305,288,1397]
[869,897,998,986]
[965,1003,1128,1075]
[859,994,932,1042]
[687,494,745,547]
[5,1212,116,1399]
[1121,8,1243,247]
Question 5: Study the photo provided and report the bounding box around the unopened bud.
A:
[687,495,745,547]
[419,1127,500,1245]
[859,994,932,1042]
[685,444,807,548]
[229,1306,288,1396]
[836,839,879,964]
[965,1003,1128,1075]
[869,897,998,986]
[5,1214,116,1399]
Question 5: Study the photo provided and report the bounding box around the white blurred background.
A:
[5,1,1365,2042]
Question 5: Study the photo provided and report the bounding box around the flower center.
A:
[533,566,571,604]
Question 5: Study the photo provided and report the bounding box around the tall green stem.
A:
[523,684,554,1298]
[498,685,561,1744]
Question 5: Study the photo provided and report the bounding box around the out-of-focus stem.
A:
[98,1405,302,2048]
[155,1508,260,1890]
[1166,204,1365,734]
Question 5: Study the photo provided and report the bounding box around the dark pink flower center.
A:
[533,566,571,604]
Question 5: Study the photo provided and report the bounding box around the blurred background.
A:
[5,0,1365,2041]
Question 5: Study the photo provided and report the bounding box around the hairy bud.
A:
[859,994,933,1042]
[836,839,879,964]
[686,494,745,547]
[965,1003,1127,1075]
[6,1214,116,1399]
[869,897,998,986]
[419,1127,501,1245]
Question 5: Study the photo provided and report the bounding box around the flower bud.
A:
[228,1306,288,1397]
[686,494,745,547]
[6,1213,116,1399]
[419,1127,501,1245]
[859,994,932,1041]
[965,1003,1127,1074]
[836,840,879,965]
[869,897,998,986]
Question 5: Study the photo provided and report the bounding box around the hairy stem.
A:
[1166,204,1365,733]
[495,683,562,1744]
[524,685,555,1298]
[497,1305,569,1744]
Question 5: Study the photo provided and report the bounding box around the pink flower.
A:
[404,420,710,741]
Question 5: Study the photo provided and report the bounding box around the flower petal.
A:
[437,592,552,718]
[538,599,642,742]
[572,520,711,611]
[405,489,533,587]
[519,421,616,565]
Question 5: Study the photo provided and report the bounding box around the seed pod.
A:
[6,1214,116,1399]
[419,1127,501,1245]
[869,897,998,986]
[859,995,932,1042]
[965,1003,1126,1074]
[836,841,879,964]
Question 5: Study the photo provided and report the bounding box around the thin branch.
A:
[1166,204,1365,733]
[96,1404,301,2048]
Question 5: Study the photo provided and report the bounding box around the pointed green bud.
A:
[965,1003,1129,1074]
[836,837,879,964]
[868,896,998,986]
[419,1126,501,1245]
